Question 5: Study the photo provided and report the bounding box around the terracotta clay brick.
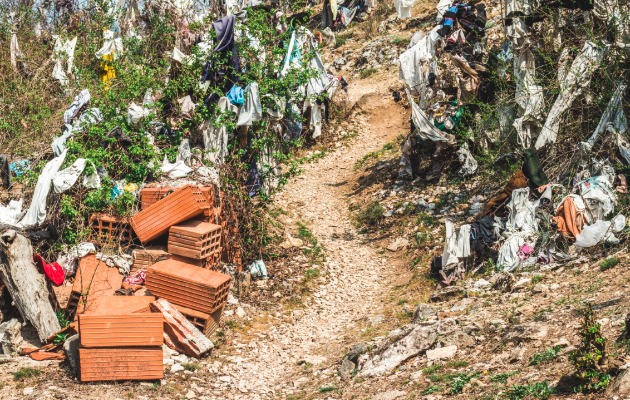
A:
[131,246,203,274]
[146,260,231,314]
[66,255,123,319]
[168,220,221,259]
[89,213,135,246]
[79,295,156,317]
[131,185,210,243]
[150,299,214,358]
[175,304,223,338]
[141,186,217,222]
[79,314,163,348]
[78,346,163,382]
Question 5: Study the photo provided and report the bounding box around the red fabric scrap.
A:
[33,254,65,285]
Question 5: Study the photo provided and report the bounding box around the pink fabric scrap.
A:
[124,269,147,286]
[517,243,535,261]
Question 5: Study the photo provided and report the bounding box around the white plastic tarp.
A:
[19,150,67,227]
[0,199,25,226]
[405,89,450,142]
[161,155,192,179]
[127,102,151,126]
[535,42,606,150]
[52,159,101,193]
[95,30,124,59]
[394,0,413,18]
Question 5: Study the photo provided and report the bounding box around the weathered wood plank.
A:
[0,230,60,341]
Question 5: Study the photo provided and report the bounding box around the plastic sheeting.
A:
[399,27,440,96]
[575,219,620,248]
[52,158,100,193]
[497,235,525,271]
[236,82,262,126]
[394,0,413,18]
[127,102,151,126]
[442,220,471,267]
[96,253,132,275]
[405,89,451,143]
[19,150,67,228]
[535,42,606,150]
[177,95,196,119]
[161,155,192,179]
[52,35,77,86]
[456,147,478,176]
[0,199,24,225]
[201,96,238,164]
[57,243,96,277]
[95,29,124,60]
[578,175,617,221]
[63,89,90,124]
[504,187,538,239]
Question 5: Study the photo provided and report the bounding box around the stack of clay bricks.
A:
[77,312,164,381]
[146,259,230,314]
[168,219,221,260]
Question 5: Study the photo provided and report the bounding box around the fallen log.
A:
[0,230,60,341]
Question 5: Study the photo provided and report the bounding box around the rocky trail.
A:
[215,84,411,399]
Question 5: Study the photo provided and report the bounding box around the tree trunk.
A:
[0,230,60,342]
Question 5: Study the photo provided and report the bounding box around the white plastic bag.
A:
[575,220,618,247]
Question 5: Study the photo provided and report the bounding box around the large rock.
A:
[387,237,409,252]
[440,331,474,347]
[0,319,22,355]
[359,319,457,376]
[412,303,436,323]
[339,358,355,380]
[429,286,464,302]
[504,323,548,342]
[346,342,367,363]
[426,345,457,360]
[607,368,630,396]
[371,391,406,400]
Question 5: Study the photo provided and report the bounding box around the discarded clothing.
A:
[535,42,606,149]
[436,0,453,21]
[201,15,240,89]
[483,169,529,217]
[578,175,617,221]
[29,224,59,241]
[442,220,471,267]
[522,148,548,194]
[504,187,538,239]
[470,215,495,243]
[123,269,147,286]
[399,27,440,96]
[33,255,65,285]
[227,85,245,106]
[63,89,90,124]
[177,95,196,119]
[52,35,78,86]
[553,195,587,240]
[19,150,67,228]
[171,46,193,66]
[405,89,451,143]
[236,82,262,126]
[517,243,534,260]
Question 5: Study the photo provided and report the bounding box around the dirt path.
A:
[217,84,410,399]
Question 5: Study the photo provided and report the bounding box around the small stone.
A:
[171,364,184,372]
[509,346,526,363]
[227,293,239,305]
[163,358,175,366]
[346,342,367,363]
[429,286,464,302]
[532,283,548,293]
[224,310,234,316]
[549,283,560,291]
[293,310,304,319]
[387,237,409,251]
[410,370,423,381]
[426,345,457,360]
[513,278,532,291]
[473,279,491,290]
[293,377,309,388]
[371,315,384,326]
[371,390,407,400]
[23,387,34,395]
[554,338,570,348]
[236,307,246,318]
[219,376,231,382]
[185,390,196,398]
[412,303,437,323]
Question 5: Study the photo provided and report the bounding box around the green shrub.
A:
[600,257,619,271]
[505,381,554,399]
[13,368,41,381]
[529,346,562,366]
[355,201,385,226]
[360,68,378,79]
